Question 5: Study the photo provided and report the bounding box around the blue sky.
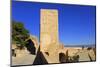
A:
[12,1,96,46]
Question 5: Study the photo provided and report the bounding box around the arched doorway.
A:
[59,53,66,63]
[25,35,39,55]
[25,39,36,55]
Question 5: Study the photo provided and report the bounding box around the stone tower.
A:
[40,9,59,53]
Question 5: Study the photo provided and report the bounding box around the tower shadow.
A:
[33,46,48,65]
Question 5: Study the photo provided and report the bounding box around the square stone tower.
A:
[40,9,59,52]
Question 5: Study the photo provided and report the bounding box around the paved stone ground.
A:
[12,54,36,66]
[77,49,95,62]
[77,50,90,61]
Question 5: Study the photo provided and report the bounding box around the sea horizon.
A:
[64,44,95,47]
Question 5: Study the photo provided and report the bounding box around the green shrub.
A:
[12,20,29,49]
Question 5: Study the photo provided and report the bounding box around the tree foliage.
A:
[12,20,30,49]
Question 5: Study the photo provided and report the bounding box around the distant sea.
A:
[64,44,96,47]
